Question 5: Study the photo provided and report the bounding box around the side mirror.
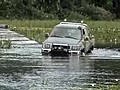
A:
[45,33,49,38]
[82,29,85,35]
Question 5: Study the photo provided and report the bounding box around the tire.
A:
[81,48,85,56]
[90,46,94,50]
[86,46,94,54]
[87,49,91,53]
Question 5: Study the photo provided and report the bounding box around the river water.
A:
[0,28,120,90]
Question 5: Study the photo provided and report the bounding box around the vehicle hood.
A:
[43,37,80,45]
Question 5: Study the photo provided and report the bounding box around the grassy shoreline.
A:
[0,20,120,48]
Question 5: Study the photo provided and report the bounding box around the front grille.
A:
[52,45,70,49]
[51,44,70,56]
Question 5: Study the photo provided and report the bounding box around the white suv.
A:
[42,22,95,56]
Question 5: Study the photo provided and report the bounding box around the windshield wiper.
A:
[50,35,64,38]
[64,36,78,40]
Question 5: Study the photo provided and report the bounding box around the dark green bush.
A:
[79,5,114,20]
[67,11,85,21]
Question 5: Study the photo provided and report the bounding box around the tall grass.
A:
[0,20,59,28]
[86,21,120,48]
[0,20,59,43]
[87,21,120,43]
[0,20,120,47]
[12,27,52,43]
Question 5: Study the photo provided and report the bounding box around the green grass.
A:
[86,21,120,46]
[0,20,59,28]
[11,27,52,43]
[109,85,120,90]
[0,20,59,43]
[97,85,120,90]
[0,20,120,47]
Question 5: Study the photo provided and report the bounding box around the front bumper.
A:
[50,48,69,56]
[41,43,85,56]
[41,48,82,56]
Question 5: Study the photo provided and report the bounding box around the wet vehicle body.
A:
[42,22,95,56]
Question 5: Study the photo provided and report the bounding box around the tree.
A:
[0,0,118,19]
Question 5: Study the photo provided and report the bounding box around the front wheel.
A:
[80,48,85,56]
[90,45,94,50]
[86,45,94,54]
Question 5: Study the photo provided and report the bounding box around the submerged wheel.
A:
[87,49,92,53]
[86,46,94,54]
[81,48,85,56]
[90,46,94,50]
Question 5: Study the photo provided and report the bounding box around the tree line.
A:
[0,0,120,20]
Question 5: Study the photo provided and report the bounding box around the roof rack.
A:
[60,22,87,27]
[60,22,81,25]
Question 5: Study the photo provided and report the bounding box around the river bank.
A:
[0,20,120,48]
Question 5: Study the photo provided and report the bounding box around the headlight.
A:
[43,43,51,49]
[71,45,80,50]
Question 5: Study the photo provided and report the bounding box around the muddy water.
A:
[0,28,120,90]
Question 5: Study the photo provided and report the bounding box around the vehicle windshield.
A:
[50,27,81,40]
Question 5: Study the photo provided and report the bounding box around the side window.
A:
[83,27,89,36]
[83,29,85,35]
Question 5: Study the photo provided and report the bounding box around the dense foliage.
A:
[0,0,120,20]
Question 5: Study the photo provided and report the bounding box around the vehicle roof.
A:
[55,22,87,29]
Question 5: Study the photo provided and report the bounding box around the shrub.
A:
[67,11,85,21]
[79,5,114,20]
